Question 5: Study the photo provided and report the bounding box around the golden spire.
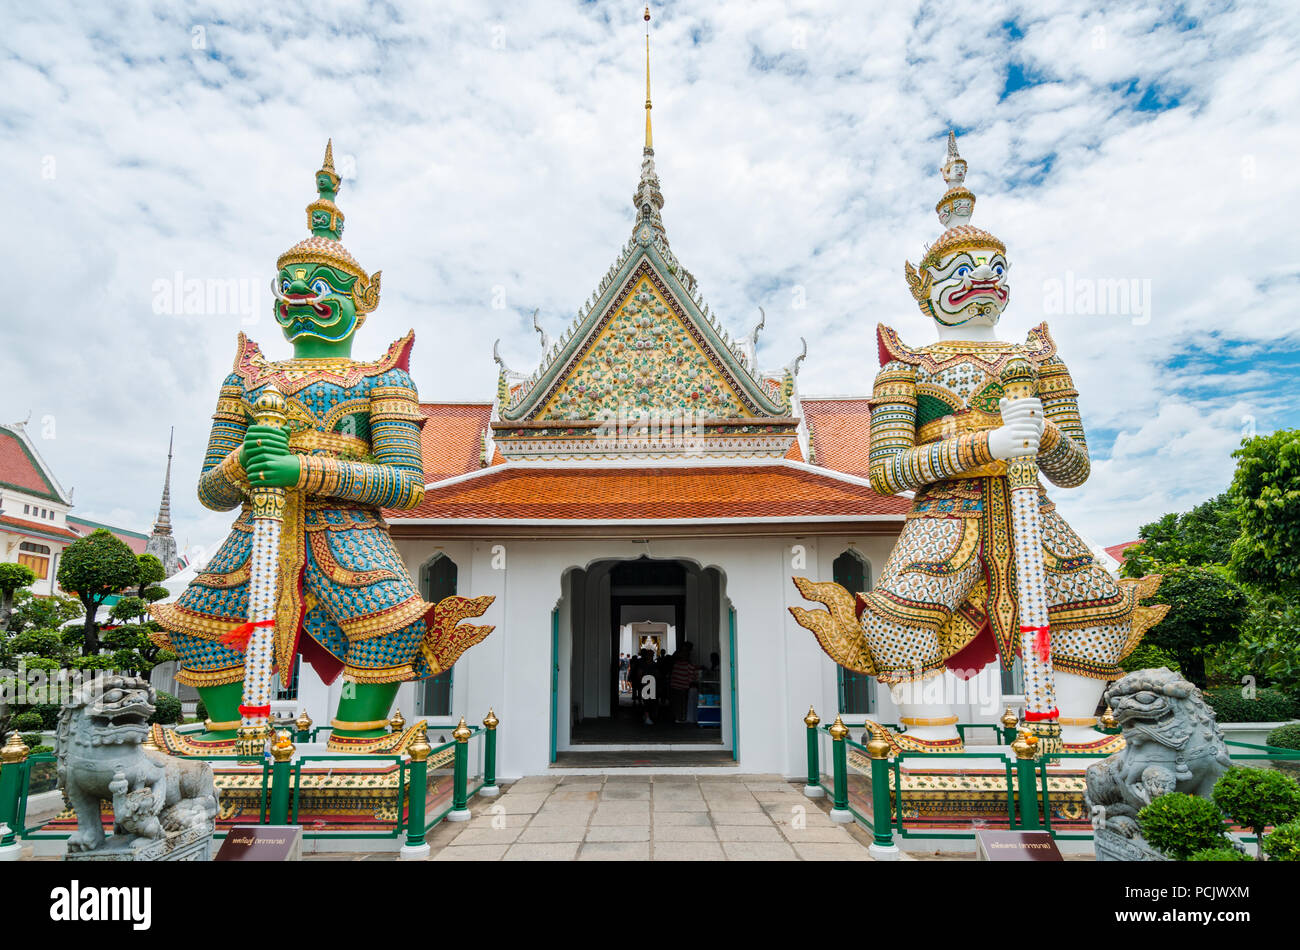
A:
[643,6,653,150]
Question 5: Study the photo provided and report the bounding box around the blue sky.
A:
[1,0,1297,552]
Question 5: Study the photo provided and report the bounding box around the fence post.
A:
[268,731,294,825]
[1012,731,1041,830]
[802,706,824,799]
[0,734,31,861]
[1000,706,1019,746]
[447,717,473,822]
[479,709,500,798]
[828,715,853,824]
[866,734,900,860]
[295,710,313,744]
[399,722,432,861]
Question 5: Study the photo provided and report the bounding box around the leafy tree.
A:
[1222,591,1300,694]
[1228,428,1300,596]
[1212,766,1300,858]
[1139,793,1233,860]
[1121,493,1240,578]
[1188,847,1251,861]
[0,562,36,629]
[1138,565,1249,687]
[56,529,140,657]
[134,554,166,598]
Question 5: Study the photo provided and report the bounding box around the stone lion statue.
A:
[56,674,218,853]
[1084,668,1231,856]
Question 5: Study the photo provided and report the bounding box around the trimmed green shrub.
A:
[1262,820,1300,860]
[26,744,53,756]
[31,704,61,730]
[1188,847,1251,861]
[1139,793,1232,860]
[20,732,44,748]
[1212,767,1300,857]
[1268,722,1300,750]
[195,698,207,721]
[9,711,42,733]
[149,689,181,725]
[1203,687,1299,723]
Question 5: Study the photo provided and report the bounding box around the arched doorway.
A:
[558,556,731,752]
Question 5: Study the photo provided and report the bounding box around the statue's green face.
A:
[316,172,336,194]
[273,263,359,343]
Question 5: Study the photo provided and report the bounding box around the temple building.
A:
[0,419,151,596]
[288,29,1031,779]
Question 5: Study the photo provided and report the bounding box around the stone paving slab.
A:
[416,773,878,861]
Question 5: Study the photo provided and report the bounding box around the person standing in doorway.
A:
[670,642,697,724]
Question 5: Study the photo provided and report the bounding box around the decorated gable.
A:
[537,272,752,421]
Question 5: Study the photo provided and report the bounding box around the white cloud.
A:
[0,0,1296,552]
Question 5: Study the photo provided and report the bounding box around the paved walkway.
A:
[424,774,876,861]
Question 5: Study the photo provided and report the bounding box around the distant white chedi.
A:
[791,133,1169,753]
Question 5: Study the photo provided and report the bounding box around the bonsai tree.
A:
[0,561,36,630]
[1138,793,1233,860]
[56,529,140,656]
[1262,820,1300,861]
[1212,766,1300,858]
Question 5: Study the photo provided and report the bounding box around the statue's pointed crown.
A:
[275,140,381,314]
[919,130,1005,270]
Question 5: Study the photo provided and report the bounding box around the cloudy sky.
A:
[2,0,1297,557]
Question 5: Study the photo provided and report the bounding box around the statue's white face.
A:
[926,246,1010,327]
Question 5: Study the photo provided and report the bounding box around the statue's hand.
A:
[988,396,1044,460]
[241,424,300,488]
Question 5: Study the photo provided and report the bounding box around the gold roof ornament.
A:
[828,715,849,741]
[389,709,407,733]
[1000,706,1019,730]
[803,705,821,728]
[483,708,500,731]
[295,710,313,733]
[1,732,30,764]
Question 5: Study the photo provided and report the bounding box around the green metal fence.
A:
[0,709,501,855]
[800,708,1300,852]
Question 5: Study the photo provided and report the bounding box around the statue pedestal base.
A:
[478,785,500,798]
[64,826,214,862]
[398,842,431,861]
[868,842,901,861]
[445,807,472,822]
[829,808,854,824]
[1093,827,1168,862]
[802,784,825,799]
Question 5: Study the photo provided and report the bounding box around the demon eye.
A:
[311,278,330,297]
[954,265,971,278]
[281,279,291,294]
[993,263,1005,276]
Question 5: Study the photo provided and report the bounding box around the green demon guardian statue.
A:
[151,142,494,753]
[791,133,1168,754]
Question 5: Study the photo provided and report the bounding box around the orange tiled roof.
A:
[396,463,909,522]
[0,514,80,542]
[802,398,873,477]
[418,403,492,480]
[1105,540,1142,564]
[0,427,61,501]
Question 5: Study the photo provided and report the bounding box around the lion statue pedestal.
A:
[57,675,219,862]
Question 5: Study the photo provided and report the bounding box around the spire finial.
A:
[644,7,653,150]
[152,426,174,534]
